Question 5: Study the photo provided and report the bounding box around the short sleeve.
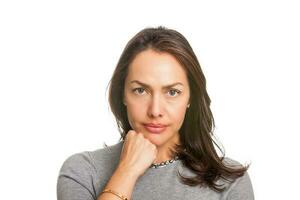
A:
[57,152,97,200]
[222,171,255,200]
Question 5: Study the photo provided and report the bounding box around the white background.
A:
[0,0,299,199]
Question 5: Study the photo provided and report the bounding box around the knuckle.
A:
[127,130,135,136]
[137,132,144,138]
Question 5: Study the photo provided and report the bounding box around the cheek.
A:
[126,104,145,128]
[169,105,188,126]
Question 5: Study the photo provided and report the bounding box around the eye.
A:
[132,87,146,95]
[132,88,181,97]
[168,89,181,97]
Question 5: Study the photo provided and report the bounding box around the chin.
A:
[146,134,171,147]
[147,139,164,147]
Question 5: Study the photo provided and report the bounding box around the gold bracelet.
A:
[101,189,129,200]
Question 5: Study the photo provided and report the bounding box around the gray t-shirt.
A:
[57,141,254,200]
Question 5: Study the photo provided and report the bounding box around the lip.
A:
[143,123,167,134]
[144,123,167,128]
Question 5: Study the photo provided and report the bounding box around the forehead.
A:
[126,49,188,85]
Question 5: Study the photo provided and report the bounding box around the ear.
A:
[187,99,190,108]
[123,97,127,106]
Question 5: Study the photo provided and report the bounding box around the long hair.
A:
[106,26,249,192]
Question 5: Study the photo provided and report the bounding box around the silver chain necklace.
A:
[149,155,179,169]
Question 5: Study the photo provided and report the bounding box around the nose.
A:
[147,94,163,118]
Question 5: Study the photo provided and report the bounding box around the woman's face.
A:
[123,49,190,148]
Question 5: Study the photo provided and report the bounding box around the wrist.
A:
[116,163,140,180]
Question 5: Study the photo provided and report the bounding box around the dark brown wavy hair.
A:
[106,26,249,192]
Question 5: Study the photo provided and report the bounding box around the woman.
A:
[57,26,254,200]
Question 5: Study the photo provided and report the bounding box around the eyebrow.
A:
[130,80,184,89]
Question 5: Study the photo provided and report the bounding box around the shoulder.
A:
[57,141,125,199]
[89,140,124,169]
[222,157,244,166]
[58,151,96,185]
[58,140,124,179]
[219,157,254,200]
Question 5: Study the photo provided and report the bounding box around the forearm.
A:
[97,165,139,200]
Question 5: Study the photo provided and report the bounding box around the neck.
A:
[153,134,180,163]
[153,143,178,164]
[153,151,170,164]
